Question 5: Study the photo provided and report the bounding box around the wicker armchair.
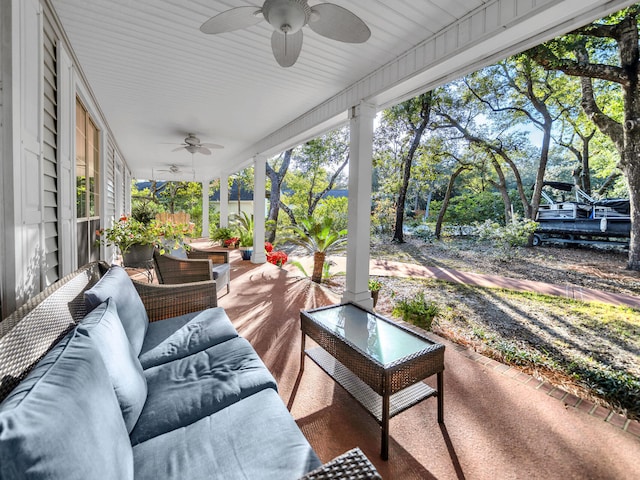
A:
[153,248,230,296]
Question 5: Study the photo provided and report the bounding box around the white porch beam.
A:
[342,102,376,309]
[251,155,267,264]
[219,173,229,228]
[201,181,209,239]
[236,0,634,163]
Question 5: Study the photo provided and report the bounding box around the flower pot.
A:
[371,289,380,308]
[122,243,154,267]
[240,248,253,261]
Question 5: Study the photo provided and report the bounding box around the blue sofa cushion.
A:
[77,298,147,433]
[138,307,238,369]
[84,265,148,354]
[133,389,321,480]
[0,328,134,480]
[130,337,277,445]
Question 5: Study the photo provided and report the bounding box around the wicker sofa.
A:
[0,262,321,479]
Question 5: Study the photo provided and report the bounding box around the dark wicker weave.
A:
[300,303,445,460]
[153,248,230,295]
[153,249,213,284]
[134,279,217,322]
[299,448,382,480]
[0,261,217,404]
[186,247,229,265]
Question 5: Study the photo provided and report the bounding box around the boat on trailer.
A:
[534,181,631,248]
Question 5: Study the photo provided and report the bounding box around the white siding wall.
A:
[42,10,58,287]
[0,0,131,317]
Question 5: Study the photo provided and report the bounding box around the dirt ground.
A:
[370,236,640,297]
[319,236,640,419]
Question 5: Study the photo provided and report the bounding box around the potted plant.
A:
[368,277,382,308]
[211,226,235,247]
[97,215,158,266]
[232,212,255,260]
[392,292,440,330]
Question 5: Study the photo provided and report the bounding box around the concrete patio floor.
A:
[215,249,640,480]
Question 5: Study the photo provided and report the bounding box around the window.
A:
[76,98,100,265]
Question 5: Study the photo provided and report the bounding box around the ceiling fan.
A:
[200,0,371,67]
[153,164,193,176]
[172,133,224,156]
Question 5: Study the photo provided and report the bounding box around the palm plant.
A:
[231,211,254,247]
[282,216,347,283]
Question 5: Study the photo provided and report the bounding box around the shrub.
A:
[475,215,539,248]
[131,202,158,225]
[408,224,436,242]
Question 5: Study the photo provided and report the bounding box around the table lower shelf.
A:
[305,346,437,424]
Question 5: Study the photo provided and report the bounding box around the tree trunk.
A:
[435,166,468,238]
[266,149,292,242]
[489,155,512,223]
[311,251,325,283]
[393,93,432,243]
[625,159,640,269]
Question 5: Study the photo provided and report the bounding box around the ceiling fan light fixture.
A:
[185,144,199,154]
[263,0,310,34]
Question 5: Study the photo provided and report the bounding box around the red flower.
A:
[264,242,274,253]
[267,250,288,267]
[119,215,128,221]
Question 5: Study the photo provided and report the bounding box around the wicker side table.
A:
[299,447,382,480]
[300,303,445,460]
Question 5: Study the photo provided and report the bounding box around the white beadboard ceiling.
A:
[49,0,636,181]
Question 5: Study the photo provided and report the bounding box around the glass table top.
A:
[305,304,434,365]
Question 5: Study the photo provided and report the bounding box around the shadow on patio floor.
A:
[217,251,639,480]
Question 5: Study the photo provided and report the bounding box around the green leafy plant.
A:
[210,226,235,244]
[475,215,539,248]
[231,212,254,247]
[131,202,158,225]
[392,292,440,330]
[368,278,382,292]
[280,216,347,283]
[97,215,157,253]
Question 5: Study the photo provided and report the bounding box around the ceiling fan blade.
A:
[271,30,303,68]
[200,6,263,34]
[200,143,224,149]
[198,147,212,155]
[172,146,186,152]
[308,3,370,43]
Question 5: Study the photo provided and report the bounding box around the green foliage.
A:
[231,211,254,247]
[368,278,382,292]
[408,224,436,242]
[131,202,159,225]
[97,215,157,253]
[371,196,396,234]
[280,216,347,256]
[430,191,496,224]
[210,226,234,243]
[475,216,539,249]
[314,196,349,232]
[392,292,440,330]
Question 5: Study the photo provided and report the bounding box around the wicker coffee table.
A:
[300,302,445,460]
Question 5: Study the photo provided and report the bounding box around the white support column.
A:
[251,155,267,264]
[219,173,229,228]
[342,102,376,309]
[201,180,210,239]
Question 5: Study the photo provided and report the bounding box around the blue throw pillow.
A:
[78,298,148,433]
[0,328,134,480]
[85,265,148,354]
